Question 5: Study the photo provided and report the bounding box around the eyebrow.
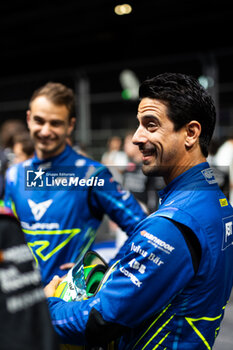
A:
[141,114,158,119]
[138,114,160,123]
[32,115,44,121]
[32,115,65,124]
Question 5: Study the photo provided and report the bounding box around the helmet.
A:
[55,251,108,302]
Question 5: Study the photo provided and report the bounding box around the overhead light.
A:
[114,4,132,16]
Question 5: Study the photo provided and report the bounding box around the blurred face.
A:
[132,98,186,183]
[109,137,122,151]
[124,134,142,162]
[27,96,75,159]
[13,142,32,163]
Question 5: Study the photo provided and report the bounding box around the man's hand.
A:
[44,275,63,298]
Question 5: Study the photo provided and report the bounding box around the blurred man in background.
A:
[4,82,146,286]
[12,132,35,163]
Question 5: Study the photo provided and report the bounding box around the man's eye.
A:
[34,117,44,125]
[147,123,157,130]
[51,121,63,127]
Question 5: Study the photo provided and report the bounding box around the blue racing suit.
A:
[47,162,233,349]
[4,144,146,285]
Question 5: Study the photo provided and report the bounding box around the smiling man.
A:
[44,73,233,350]
[4,82,146,286]
[27,92,76,159]
[133,77,211,183]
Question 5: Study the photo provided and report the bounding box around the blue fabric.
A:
[4,144,146,285]
[47,162,233,349]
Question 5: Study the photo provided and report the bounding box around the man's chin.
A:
[36,144,57,157]
[36,141,65,159]
[142,164,158,177]
[142,164,162,176]
[36,138,57,150]
[37,145,53,154]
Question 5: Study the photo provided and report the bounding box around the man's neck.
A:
[164,155,207,185]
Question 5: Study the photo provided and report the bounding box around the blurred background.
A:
[0,2,232,348]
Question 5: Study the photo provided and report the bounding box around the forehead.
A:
[30,96,69,119]
[137,98,167,118]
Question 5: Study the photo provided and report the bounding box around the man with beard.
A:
[4,82,146,286]
[45,73,233,350]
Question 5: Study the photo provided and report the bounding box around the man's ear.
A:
[185,120,202,148]
[68,117,76,136]
[26,110,31,127]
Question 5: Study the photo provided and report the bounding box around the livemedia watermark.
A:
[25,167,105,191]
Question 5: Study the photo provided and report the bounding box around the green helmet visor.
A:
[72,251,108,300]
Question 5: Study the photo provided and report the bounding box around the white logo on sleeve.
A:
[222,216,233,250]
[28,199,53,221]
[225,221,232,243]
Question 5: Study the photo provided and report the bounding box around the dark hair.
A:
[29,82,75,119]
[139,72,216,157]
[13,133,34,157]
[0,119,27,148]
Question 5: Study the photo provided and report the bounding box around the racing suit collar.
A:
[158,162,210,205]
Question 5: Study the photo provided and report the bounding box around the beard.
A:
[139,143,162,177]
[142,163,164,177]
[34,135,66,159]
[139,139,180,179]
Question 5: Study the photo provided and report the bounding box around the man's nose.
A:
[40,123,51,136]
[132,126,147,145]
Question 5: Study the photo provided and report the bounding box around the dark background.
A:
[0,0,233,159]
